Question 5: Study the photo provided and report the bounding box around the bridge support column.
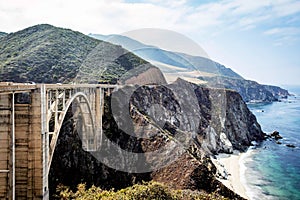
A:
[95,88,104,149]
[0,93,12,199]
[28,86,48,199]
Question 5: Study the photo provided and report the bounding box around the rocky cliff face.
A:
[201,76,289,102]
[49,78,263,199]
[263,84,290,99]
[129,78,263,155]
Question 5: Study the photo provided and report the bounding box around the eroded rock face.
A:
[49,78,262,199]
[130,78,264,154]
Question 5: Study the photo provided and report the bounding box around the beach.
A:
[212,151,249,200]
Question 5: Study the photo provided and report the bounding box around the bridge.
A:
[0,83,117,200]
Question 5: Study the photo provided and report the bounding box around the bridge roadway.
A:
[0,83,117,200]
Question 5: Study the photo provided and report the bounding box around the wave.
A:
[239,147,280,200]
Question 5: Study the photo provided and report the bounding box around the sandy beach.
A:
[212,151,249,199]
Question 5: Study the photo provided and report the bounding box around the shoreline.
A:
[212,151,249,200]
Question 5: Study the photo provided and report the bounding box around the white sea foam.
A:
[240,147,280,200]
[239,147,254,200]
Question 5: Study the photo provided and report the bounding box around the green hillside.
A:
[0,24,150,83]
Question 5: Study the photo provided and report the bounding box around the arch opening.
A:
[47,92,99,175]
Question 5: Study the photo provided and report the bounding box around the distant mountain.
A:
[89,34,289,102]
[0,25,165,84]
[89,34,242,80]
[89,34,152,53]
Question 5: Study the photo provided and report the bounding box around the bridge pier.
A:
[0,93,12,199]
[29,88,49,199]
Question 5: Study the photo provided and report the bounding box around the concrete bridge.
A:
[0,83,116,199]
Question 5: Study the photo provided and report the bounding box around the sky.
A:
[0,0,299,86]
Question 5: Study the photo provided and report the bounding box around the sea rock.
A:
[286,144,296,148]
[270,131,283,140]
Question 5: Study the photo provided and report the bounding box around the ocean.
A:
[244,86,300,200]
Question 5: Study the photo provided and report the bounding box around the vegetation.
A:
[55,181,229,200]
[0,24,149,83]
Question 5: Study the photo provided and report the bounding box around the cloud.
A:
[264,27,300,45]
[0,0,300,44]
[272,0,300,16]
[0,0,188,34]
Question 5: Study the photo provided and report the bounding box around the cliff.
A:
[200,76,289,102]
[49,78,263,199]
[263,84,289,99]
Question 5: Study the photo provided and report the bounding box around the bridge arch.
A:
[47,92,97,175]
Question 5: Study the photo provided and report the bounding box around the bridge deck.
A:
[0,83,117,93]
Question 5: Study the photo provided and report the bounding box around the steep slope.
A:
[0,24,166,84]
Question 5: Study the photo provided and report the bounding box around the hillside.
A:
[0,24,165,84]
[90,34,289,102]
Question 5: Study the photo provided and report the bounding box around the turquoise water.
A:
[245,86,300,200]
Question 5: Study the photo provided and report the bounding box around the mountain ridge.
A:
[89,33,289,102]
[89,33,243,80]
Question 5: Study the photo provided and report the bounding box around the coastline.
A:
[212,151,249,200]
